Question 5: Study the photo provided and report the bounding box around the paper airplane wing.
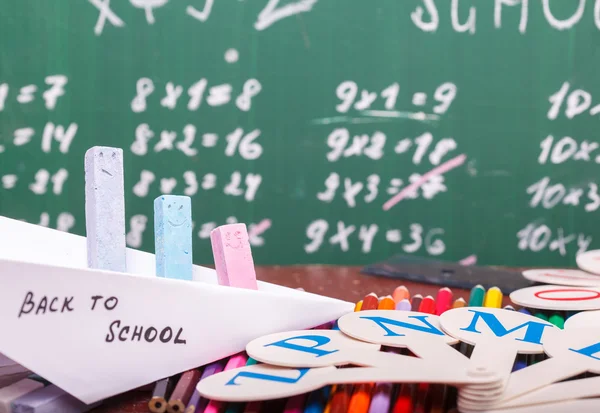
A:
[0,258,353,404]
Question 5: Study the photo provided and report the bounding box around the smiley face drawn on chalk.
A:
[225,231,245,249]
[86,147,122,182]
[98,152,115,178]
[162,196,190,229]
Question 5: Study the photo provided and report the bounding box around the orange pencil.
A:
[326,294,376,413]
[348,296,394,413]
[329,384,353,413]
[392,286,410,303]
[378,295,395,310]
[347,383,372,413]
[452,297,466,309]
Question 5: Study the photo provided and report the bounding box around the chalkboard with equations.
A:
[1,0,599,267]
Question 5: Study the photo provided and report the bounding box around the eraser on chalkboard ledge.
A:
[361,254,533,294]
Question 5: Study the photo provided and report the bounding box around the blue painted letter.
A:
[359,315,445,337]
[460,310,550,345]
[265,335,338,357]
[226,368,309,386]
[569,341,600,361]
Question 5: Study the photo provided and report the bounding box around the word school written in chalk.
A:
[411,0,600,34]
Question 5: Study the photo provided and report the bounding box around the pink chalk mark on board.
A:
[249,219,272,237]
[382,154,468,211]
[459,255,477,266]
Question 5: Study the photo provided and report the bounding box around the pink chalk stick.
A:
[210,224,258,290]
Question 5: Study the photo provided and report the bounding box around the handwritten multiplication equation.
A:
[320,130,459,207]
[131,124,263,160]
[323,80,462,207]
[332,81,457,118]
[516,81,600,256]
[88,0,319,34]
[303,80,462,258]
[0,75,78,231]
[0,75,77,155]
[130,77,262,114]
[304,220,446,256]
[517,222,592,257]
[129,76,266,201]
[132,170,262,201]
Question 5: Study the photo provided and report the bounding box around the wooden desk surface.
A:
[90,265,514,412]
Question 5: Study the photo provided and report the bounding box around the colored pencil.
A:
[549,312,565,329]
[452,298,466,309]
[149,377,176,413]
[412,295,437,412]
[378,296,396,310]
[483,286,503,308]
[468,285,485,307]
[430,288,455,412]
[167,370,201,413]
[435,287,453,316]
[346,294,381,412]
[392,286,410,303]
[396,299,411,311]
[410,294,423,312]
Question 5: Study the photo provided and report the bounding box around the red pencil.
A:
[413,295,437,412]
[418,295,436,315]
[435,287,453,316]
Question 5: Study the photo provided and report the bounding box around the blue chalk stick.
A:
[154,195,193,280]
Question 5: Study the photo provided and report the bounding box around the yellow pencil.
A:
[483,286,503,308]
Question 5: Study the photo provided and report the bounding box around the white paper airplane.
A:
[0,217,354,403]
[0,258,353,404]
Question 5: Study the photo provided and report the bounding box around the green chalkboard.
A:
[1,0,600,267]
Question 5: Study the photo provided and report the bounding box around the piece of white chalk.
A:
[84,147,126,272]
[154,195,193,280]
[210,223,258,290]
[0,379,44,413]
